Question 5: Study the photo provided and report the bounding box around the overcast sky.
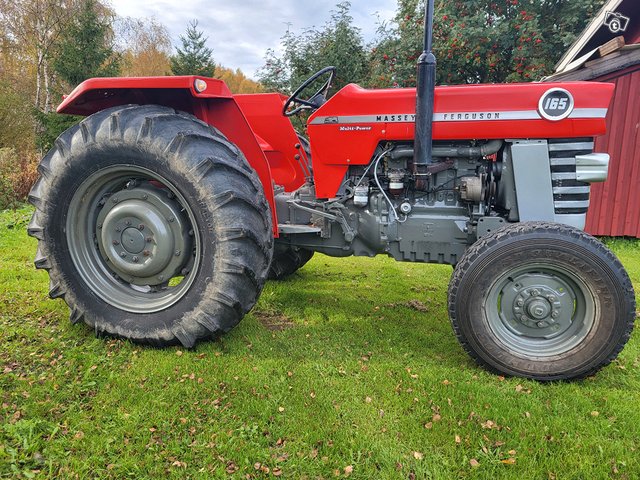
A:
[108,0,397,79]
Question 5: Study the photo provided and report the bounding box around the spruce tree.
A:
[52,0,120,86]
[170,21,216,77]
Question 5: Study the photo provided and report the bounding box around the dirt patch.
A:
[385,300,430,312]
[406,300,429,312]
[254,311,295,331]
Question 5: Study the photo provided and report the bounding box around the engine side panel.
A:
[307,82,614,198]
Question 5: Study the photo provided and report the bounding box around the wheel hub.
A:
[96,185,191,286]
[501,274,576,339]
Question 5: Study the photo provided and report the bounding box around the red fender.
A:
[58,76,279,236]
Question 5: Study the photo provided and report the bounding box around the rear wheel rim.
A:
[484,262,597,358]
[67,165,201,313]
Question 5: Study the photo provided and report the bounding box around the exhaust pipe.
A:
[413,0,437,181]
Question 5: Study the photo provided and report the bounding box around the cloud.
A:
[108,0,397,78]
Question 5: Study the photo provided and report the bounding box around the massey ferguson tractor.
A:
[28,2,635,381]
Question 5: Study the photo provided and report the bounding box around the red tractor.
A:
[29,2,635,380]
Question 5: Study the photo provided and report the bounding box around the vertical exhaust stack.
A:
[413,0,437,180]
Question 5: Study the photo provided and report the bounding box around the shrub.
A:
[0,148,39,210]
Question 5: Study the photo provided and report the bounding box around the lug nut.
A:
[551,312,559,319]
[188,229,194,236]
[120,252,127,258]
[112,197,119,204]
[138,224,145,231]
[181,268,190,275]
[112,240,120,246]
[537,321,546,328]
[126,220,132,226]
[132,256,139,263]
[142,194,149,200]
[175,250,181,257]
[115,226,122,233]
[168,217,175,223]
[143,250,151,257]
[97,223,103,229]
[516,299,524,307]
[146,236,153,243]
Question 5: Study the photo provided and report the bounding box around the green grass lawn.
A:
[1,206,639,479]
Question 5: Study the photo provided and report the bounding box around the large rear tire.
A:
[448,222,635,381]
[28,105,273,347]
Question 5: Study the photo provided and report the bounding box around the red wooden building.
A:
[548,0,640,237]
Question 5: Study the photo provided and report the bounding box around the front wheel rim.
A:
[67,165,202,314]
[484,262,597,358]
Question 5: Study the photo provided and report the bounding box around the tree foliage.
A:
[215,66,262,93]
[257,1,369,95]
[38,0,119,153]
[118,17,172,77]
[52,0,120,87]
[170,20,215,77]
[0,0,82,112]
[369,0,606,87]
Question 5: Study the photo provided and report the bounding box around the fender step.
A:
[278,224,322,235]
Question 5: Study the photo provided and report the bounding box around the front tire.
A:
[28,105,273,347]
[448,222,635,381]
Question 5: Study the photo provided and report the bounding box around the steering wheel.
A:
[283,66,336,117]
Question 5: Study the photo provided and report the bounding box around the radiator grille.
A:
[548,139,593,215]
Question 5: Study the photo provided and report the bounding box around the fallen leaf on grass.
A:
[470,459,480,468]
[455,435,461,444]
[481,420,497,429]
[344,465,353,476]
[413,451,424,460]
[591,411,599,417]
[501,458,516,465]
[424,422,433,429]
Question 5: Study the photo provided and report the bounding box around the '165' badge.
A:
[539,88,575,121]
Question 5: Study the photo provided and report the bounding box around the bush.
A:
[0,148,39,210]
